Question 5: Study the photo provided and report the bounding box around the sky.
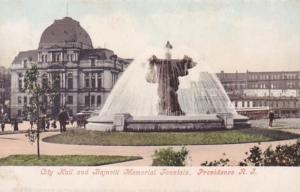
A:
[0,0,299,72]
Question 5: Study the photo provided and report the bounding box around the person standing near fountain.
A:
[146,41,196,116]
[268,110,275,128]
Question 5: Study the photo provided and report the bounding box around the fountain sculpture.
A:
[87,42,250,131]
[146,42,196,115]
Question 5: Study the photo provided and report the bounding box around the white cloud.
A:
[0,4,299,73]
[80,12,151,58]
[0,19,41,68]
[148,9,300,72]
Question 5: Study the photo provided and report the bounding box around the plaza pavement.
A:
[0,121,300,166]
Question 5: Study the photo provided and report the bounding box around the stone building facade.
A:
[10,17,131,118]
[0,66,11,114]
[217,70,300,118]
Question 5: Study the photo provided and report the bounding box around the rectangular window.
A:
[43,96,48,105]
[97,95,101,106]
[67,96,73,105]
[24,60,27,68]
[85,96,90,106]
[85,79,90,88]
[29,97,33,105]
[18,96,22,104]
[18,79,22,91]
[91,95,95,105]
[24,96,27,105]
[112,72,118,86]
[68,78,73,89]
[91,58,95,66]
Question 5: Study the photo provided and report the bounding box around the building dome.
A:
[38,17,93,49]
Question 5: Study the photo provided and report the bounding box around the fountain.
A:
[87,42,250,131]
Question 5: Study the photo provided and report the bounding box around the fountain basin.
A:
[87,113,250,132]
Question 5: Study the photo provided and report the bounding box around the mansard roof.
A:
[12,50,38,64]
[78,48,115,60]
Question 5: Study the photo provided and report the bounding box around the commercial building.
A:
[217,70,300,118]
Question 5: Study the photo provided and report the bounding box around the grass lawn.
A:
[42,128,300,146]
[0,155,142,166]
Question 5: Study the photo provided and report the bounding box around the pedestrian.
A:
[30,119,34,130]
[1,122,4,132]
[58,108,69,133]
[52,120,57,129]
[40,117,46,131]
[268,110,275,128]
[70,117,74,127]
[46,119,50,129]
[83,118,87,129]
[13,119,18,131]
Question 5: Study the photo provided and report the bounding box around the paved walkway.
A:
[0,124,299,166]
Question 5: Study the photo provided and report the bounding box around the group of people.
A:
[29,108,71,133]
[0,107,93,134]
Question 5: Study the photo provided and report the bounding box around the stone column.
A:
[63,72,65,89]
[103,70,112,89]
[95,73,98,88]
[60,52,63,62]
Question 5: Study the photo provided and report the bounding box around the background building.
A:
[217,70,300,119]
[10,17,131,119]
[0,66,11,116]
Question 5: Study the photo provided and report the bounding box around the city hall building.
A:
[10,17,131,118]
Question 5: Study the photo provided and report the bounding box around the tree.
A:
[23,64,58,159]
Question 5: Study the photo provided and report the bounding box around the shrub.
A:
[202,141,300,166]
[240,141,300,166]
[201,158,230,166]
[152,147,188,166]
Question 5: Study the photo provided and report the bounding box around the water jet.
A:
[87,42,250,131]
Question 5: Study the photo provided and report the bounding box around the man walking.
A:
[58,108,69,133]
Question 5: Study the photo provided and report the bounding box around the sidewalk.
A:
[0,128,299,166]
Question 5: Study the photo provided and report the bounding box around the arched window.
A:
[67,73,73,89]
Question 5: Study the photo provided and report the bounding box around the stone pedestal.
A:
[217,113,234,129]
[113,113,132,131]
